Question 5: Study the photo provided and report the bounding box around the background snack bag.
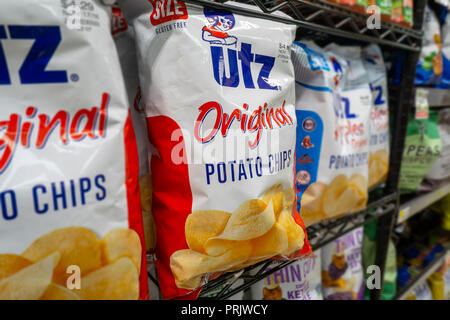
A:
[439,13,450,88]
[408,282,433,300]
[0,0,148,299]
[250,250,322,300]
[111,4,156,254]
[415,6,443,86]
[119,0,311,299]
[321,228,365,300]
[292,41,370,227]
[399,111,442,194]
[362,44,390,189]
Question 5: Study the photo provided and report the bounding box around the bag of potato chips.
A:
[362,44,390,189]
[112,4,156,255]
[250,250,323,300]
[119,0,311,299]
[292,41,369,227]
[321,227,365,300]
[0,0,148,300]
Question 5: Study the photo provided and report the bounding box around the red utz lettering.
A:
[112,6,128,35]
[150,0,188,26]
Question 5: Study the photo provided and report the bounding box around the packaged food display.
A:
[250,250,323,300]
[292,41,369,227]
[321,228,365,300]
[362,44,390,189]
[399,110,442,194]
[119,0,311,299]
[0,0,148,300]
[415,6,443,86]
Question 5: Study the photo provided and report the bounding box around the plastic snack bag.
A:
[250,250,323,300]
[111,4,156,254]
[321,228,365,300]
[415,6,442,86]
[362,44,390,189]
[292,41,370,227]
[119,0,312,299]
[399,110,442,194]
[0,0,148,300]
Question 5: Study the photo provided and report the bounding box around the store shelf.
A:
[417,88,450,108]
[184,0,422,51]
[198,193,397,299]
[397,183,450,224]
[395,250,449,300]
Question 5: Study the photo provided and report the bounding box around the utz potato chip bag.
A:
[292,41,370,227]
[0,0,148,299]
[321,228,365,300]
[111,5,156,254]
[119,0,311,299]
[362,44,390,189]
[250,250,323,300]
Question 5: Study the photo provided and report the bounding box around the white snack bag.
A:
[250,250,322,300]
[119,0,311,300]
[292,41,369,227]
[321,227,365,300]
[362,44,390,189]
[0,0,148,299]
[111,4,156,255]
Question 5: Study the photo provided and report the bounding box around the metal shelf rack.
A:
[397,182,450,224]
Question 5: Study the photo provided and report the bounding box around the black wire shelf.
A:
[184,0,422,51]
[198,192,397,299]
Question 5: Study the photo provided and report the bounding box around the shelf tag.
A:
[415,89,429,120]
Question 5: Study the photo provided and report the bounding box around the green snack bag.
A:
[399,111,442,194]
[377,0,393,17]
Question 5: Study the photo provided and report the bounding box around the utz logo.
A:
[202,8,237,46]
[329,56,344,87]
[202,7,278,90]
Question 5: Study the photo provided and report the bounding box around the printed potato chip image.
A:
[0,252,60,300]
[170,243,253,290]
[78,257,139,300]
[22,227,102,285]
[300,182,327,227]
[250,223,288,259]
[277,209,305,256]
[368,150,389,188]
[100,228,142,273]
[39,283,81,300]
[262,184,284,217]
[185,210,231,254]
[0,254,32,280]
[213,199,275,241]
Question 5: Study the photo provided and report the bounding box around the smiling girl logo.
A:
[202,7,237,46]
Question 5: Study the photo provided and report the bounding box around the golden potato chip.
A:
[139,174,153,212]
[78,257,139,300]
[213,199,275,241]
[369,153,388,188]
[22,227,101,285]
[185,210,231,254]
[175,275,204,291]
[277,209,305,256]
[0,252,60,300]
[300,181,327,226]
[40,283,81,300]
[100,228,142,274]
[374,149,389,163]
[0,254,32,280]
[282,186,296,212]
[170,242,252,287]
[348,174,367,198]
[262,184,284,216]
[250,223,288,260]
[142,210,157,251]
[322,175,349,218]
[204,238,241,257]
